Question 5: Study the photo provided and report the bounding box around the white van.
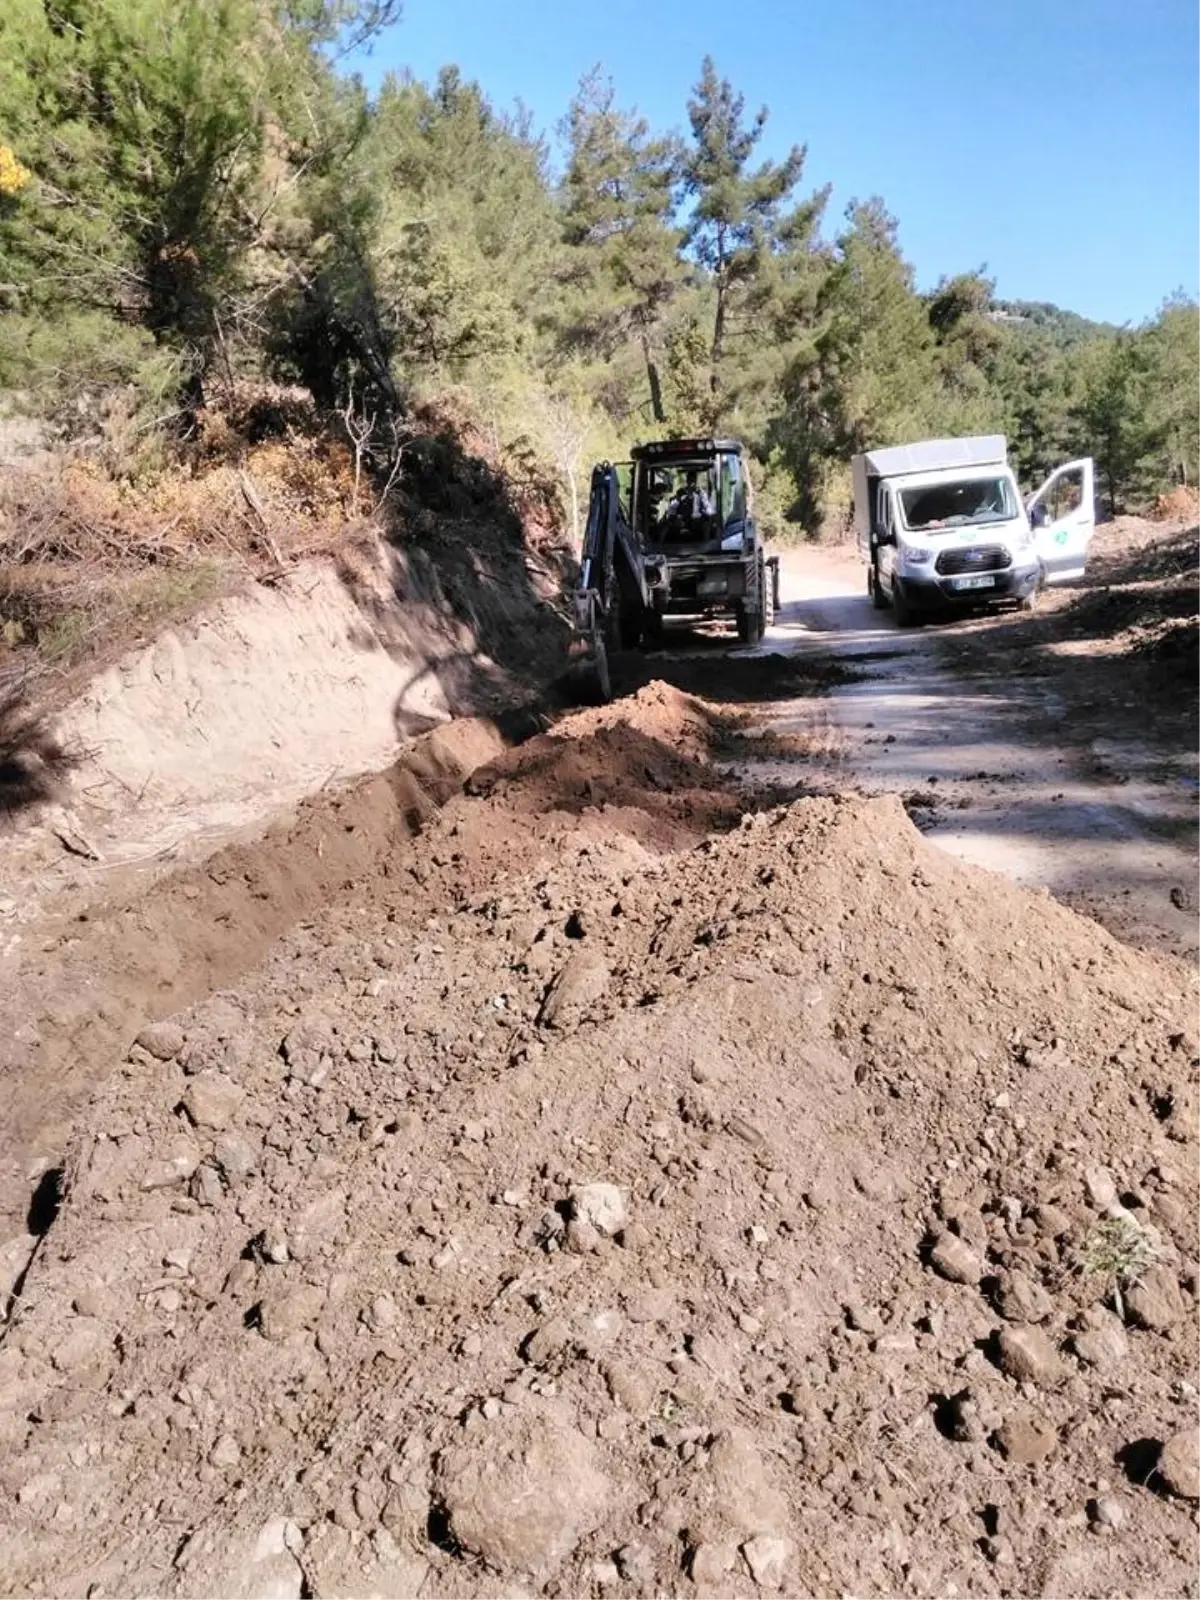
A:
[852,436,1095,625]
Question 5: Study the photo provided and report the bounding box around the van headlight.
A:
[901,544,932,566]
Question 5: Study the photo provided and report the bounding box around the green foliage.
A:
[1142,295,1200,491]
[682,58,826,425]
[0,12,1192,539]
[1069,334,1153,512]
[557,70,685,426]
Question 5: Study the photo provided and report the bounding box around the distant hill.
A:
[990,299,1120,344]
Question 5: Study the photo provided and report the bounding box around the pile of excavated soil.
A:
[1,746,1196,1597]
[0,684,796,1243]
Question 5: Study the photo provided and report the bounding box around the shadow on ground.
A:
[0,698,77,818]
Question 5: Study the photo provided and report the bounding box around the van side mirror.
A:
[1029,502,1049,529]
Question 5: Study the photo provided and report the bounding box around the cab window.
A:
[720,453,746,525]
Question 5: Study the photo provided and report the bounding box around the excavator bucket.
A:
[566,590,613,704]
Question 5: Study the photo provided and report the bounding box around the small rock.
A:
[259,1227,289,1265]
[136,1022,185,1061]
[182,1072,244,1131]
[52,1319,106,1374]
[690,1543,737,1585]
[281,1018,333,1088]
[224,1259,257,1297]
[190,1163,224,1207]
[1033,1203,1072,1239]
[995,1416,1057,1463]
[604,1362,656,1415]
[707,1428,790,1538]
[589,1558,621,1587]
[995,1269,1053,1324]
[71,1286,114,1321]
[565,1219,601,1255]
[929,1231,983,1285]
[214,1135,258,1181]
[1090,1494,1125,1531]
[523,1316,573,1368]
[1125,1268,1186,1332]
[570,1183,627,1238]
[1158,1430,1200,1501]
[538,952,610,1028]
[1071,1308,1129,1368]
[141,1140,201,1191]
[1085,1166,1119,1211]
[362,1294,398,1333]
[437,1415,611,1579]
[210,1433,241,1468]
[741,1534,795,1587]
[259,1285,324,1342]
[995,1324,1063,1386]
[946,1387,1002,1443]
[615,1543,655,1583]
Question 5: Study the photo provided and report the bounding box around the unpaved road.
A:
[750,544,1198,959]
[0,518,1196,1600]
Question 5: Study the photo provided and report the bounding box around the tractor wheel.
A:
[736,601,764,646]
[762,558,776,629]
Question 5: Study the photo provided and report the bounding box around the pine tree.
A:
[1070,334,1152,512]
[682,58,811,421]
[557,70,684,425]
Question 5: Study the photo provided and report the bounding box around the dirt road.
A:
[0,518,1195,1600]
[750,543,1198,959]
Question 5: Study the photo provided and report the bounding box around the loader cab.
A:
[631,438,753,555]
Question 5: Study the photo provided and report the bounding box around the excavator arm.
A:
[569,463,648,702]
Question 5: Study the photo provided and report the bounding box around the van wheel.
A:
[869,557,889,611]
[892,586,919,628]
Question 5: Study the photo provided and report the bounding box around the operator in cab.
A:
[668,468,715,527]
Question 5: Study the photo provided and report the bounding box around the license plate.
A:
[950,574,996,591]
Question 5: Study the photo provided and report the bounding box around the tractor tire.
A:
[642,610,665,649]
[736,601,765,646]
[762,558,776,629]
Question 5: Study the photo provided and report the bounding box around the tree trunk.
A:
[640,330,665,425]
[710,275,726,399]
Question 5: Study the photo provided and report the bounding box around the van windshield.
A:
[899,476,1017,532]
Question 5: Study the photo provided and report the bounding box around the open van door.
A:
[1027,458,1095,583]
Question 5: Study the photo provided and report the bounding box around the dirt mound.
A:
[0,680,790,1241]
[1,788,1195,1598]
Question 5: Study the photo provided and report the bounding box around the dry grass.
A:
[0,394,378,702]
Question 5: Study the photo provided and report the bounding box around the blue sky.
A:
[351,0,1199,326]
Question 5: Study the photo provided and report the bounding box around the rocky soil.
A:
[1,684,1196,1599]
